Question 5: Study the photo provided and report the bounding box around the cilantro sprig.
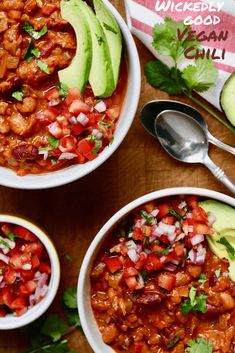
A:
[182,287,207,315]
[186,338,213,353]
[145,17,235,134]
[21,287,81,353]
[24,41,40,62]
[56,82,69,101]
[23,23,48,40]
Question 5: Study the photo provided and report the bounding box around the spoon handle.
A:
[207,131,235,155]
[203,155,235,194]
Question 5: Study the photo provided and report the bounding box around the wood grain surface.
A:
[0,1,234,351]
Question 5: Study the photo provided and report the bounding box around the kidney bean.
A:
[12,143,38,160]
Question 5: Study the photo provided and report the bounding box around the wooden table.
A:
[1,1,234,351]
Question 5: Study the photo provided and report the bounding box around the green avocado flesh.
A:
[74,0,115,98]
[220,72,235,127]
[93,0,122,87]
[58,0,92,92]
[200,200,235,282]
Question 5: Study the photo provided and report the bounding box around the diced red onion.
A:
[208,213,216,226]
[1,246,9,254]
[69,116,77,125]
[0,276,3,283]
[167,232,177,243]
[58,152,77,160]
[149,234,158,243]
[186,212,192,219]
[92,129,103,140]
[0,253,9,264]
[77,112,89,126]
[48,99,60,106]
[94,101,106,113]
[196,244,206,265]
[137,273,144,287]
[127,249,139,263]
[135,220,142,229]
[178,200,187,209]
[144,249,151,255]
[175,232,185,241]
[22,263,32,270]
[188,225,194,233]
[136,244,142,253]
[175,221,180,228]
[158,222,176,234]
[151,209,159,217]
[110,243,122,253]
[171,259,180,266]
[0,237,15,250]
[160,255,167,263]
[126,240,137,250]
[163,263,177,272]
[152,226,165,236]
[188,249,197,263]
[191,234,204,246]
[182,223,189,235]
[0,280,6,288]
[38,149,49,160]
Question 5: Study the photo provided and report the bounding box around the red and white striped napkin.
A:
[124,0,235,110]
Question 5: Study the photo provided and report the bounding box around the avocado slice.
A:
[58,0,92,92]
[200,200,235,282]
[93,0,122,87]
[220,72,235,127]
[76,0,115,98]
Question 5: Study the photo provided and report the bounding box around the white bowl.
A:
[0,215,60,329]
[78,187,235,353]
[0,0,141,190]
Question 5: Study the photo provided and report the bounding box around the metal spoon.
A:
[141,100,235,155]
[154,110,235,194]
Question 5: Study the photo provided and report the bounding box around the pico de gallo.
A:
[0,223,51,317]
[0,0,127,176]
[90,196,235,353]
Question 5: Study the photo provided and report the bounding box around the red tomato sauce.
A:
[0,0,127,176]
[90,196,235,353]
[0,223,51,317]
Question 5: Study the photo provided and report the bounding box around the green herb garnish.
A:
[48,136,60,149]
[140,269,149,281]
[140,210,154,223]
[103,22,117,34]
[182,287,207,315]
[0,239,10,249]
[23,23,48,40]
[6,232,15,241]
[37,60,50,74]
[198,273,207,284]
[12,90,24,102]
[215,269,221,279]
[216,237,235,260]
[186,338,213,353]
[56,82,69,101]
[169,208,181,219]
[154,248,170,255]
[167,336,180,349]
[24,40,40,62]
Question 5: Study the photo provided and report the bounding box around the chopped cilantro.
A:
[37,60,50,74]
[108,137,114,146]
[56,82,69,101]
[0,239,10,249]
[140,210,153,223]
[169,208,181,219]
[216,237,235,260]
[24,41,40,62]
[167,336,180,349]
[63,287,77,309]
[154,247,169,255]
[6,232,15,241]
[198,273,207,284]
[23,23,48,40]
[182,287,207,315]
[103,22,117,34]
[215,269,221,279]
[48,136,60,149]
[186,338,213,353]
[50,158,57,165]
[140,269,149,281]
[12,90,24,102]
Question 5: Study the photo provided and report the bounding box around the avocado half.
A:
[220,72,235,127]
[58,0,92,92]
[200,200,235,282]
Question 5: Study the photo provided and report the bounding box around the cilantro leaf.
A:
[186,338,213,353]
[66,309,81,326]
[12,90,24,101]
[169,208,181,219]
[144,60,185,95]
[215,269,221,279]
[182,59,218,92]
[198,273,207,284]
[154,248,169,255]
[182,287,207,315]
[167,336,180,349]
[152,17,199,63]
[40,314,67,342]
[216,237,235,260]
[23,23,48,40]
[37,60,50,74]
[56,82,69,101]
[48,136,60,149]
[103,22,117,34]
[63,287,77,309]
[24,41,40,62]
[140,269,149,281]
[6,232,15,241]
[139,210,153,223]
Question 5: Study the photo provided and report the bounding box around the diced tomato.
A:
[186,196,198,209]
[133,342,144,353]
[69,100,90,115]
[59,136,77,153]
[132,228,143,241]
[173,243,185,258]
[145,254,162,272]
[123,259,135,268]
[11,296,26,310]
[125,276,138,290]
[159,234,170,244]
[13,226,37,242]
[65,88,83,106]
[158,273,176,291]
[144,202,155,213]
[18,280,37,296]
[157,203,170,219]
[56,115,69,127]
[192,207,208,224]
[31,255,40,268]
[151,244,165,253]
[20,269,34,281]
[123,267,138,278]
[0,287,13,307]
[47,121,63,138]
[135,253,146,270]
[193,223,213,235]
[103,256,122,273]
[161,216,175,225]
[10,252,31,270]
[41,3,57,15]
[87,113,103,126]
[3,267,16,285]
[106,105,120,120]
[44,87,60,101]
[71,123,86,136]
[15,307,27,317]
[77,139,96,161]
[20,242,43,258]
[142,225,152,237]
[38,262,51,274]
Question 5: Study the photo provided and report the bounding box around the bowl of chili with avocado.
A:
[0,214,60,329]
[78,187,235,353]
[0,0,140,189]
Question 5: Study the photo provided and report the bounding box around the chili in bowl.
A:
[0,214,60,329]
[78,187,235,353]
[0,0,140,189]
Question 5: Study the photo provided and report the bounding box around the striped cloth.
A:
[124,0,235,110]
